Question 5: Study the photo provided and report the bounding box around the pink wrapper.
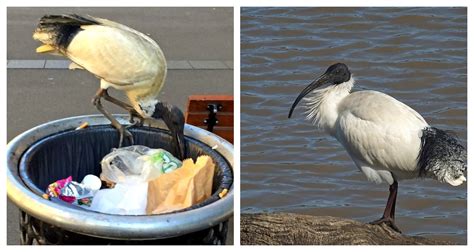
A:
[45,176,97,206]
[46,176,76,203]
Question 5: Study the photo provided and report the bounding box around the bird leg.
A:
[101,90,145,126]
[92,88,134,147]
[369,180,401,233]
[151,101,187,160]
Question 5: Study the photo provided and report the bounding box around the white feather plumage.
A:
[303,77,429,184]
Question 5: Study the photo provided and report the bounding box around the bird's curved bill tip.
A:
[36,44,55,53]
[288,109,294,119]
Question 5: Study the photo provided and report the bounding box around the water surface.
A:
[241,7,467,244]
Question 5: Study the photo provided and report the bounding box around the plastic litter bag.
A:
[90,183,148,215]
[100,145,182,184]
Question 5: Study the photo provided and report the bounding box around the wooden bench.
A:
[185,95,233,143]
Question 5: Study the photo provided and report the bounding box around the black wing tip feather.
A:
[38,14,100,26]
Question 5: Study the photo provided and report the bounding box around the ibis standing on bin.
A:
[33,14,186,159]
[288,63,466,232]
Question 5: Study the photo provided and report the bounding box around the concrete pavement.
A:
[7,7,233,60]
[7,7,233,245]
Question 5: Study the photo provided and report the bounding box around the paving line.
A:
[7,59,233,70]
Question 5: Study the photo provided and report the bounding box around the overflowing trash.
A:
[44,145,216,215]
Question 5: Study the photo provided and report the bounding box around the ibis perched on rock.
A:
[33,14,186,159]
[288,63,467,232]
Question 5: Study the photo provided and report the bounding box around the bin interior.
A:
[19,125,233,213]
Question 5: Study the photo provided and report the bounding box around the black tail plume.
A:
[418,127,467,185]
[34,14,100,50]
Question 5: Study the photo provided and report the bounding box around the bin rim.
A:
[7,114,234,240]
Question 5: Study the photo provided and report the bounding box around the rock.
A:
[240,212,455,245]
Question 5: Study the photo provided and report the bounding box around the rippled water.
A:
[240,7,467,244]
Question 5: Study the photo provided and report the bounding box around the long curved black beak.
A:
[173,126,186,160]
[288,74,330,118]
[165,107,187,160]
[152,102,187,160]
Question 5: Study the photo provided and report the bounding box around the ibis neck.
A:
[133,95,159,118]
[126,82,164,118]
[304,78,354,135]
[126,67,167,117]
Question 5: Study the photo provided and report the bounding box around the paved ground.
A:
[7,7,233,60]
[7,7,233,245]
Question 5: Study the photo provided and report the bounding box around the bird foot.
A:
[118,125,134,148]
[369,217,402,233]
[125,120,142,129]
[128,112,145,127]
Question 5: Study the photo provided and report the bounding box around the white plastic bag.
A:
[100,145,182,184]
[90,183,148,215]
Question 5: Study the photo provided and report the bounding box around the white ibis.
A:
[288,63,467,232]
[33,14,186,159]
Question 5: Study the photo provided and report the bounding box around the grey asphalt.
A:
[7,7,233,245]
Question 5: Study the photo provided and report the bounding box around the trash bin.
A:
[7,115,234,245]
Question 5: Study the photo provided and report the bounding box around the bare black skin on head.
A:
[150,102,187,160]
[288,63,351,118]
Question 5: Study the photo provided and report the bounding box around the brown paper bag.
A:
[146,155,215,214]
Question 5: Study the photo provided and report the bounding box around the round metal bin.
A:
[7,115,234,245]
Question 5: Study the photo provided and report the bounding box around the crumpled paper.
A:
[146,155,215,214]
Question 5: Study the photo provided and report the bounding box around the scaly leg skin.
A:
[101,90,145,126]
[92,88,134,147]
[369,180,401,233]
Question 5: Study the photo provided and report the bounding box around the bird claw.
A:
[126,118,143,129]
[128,111,144,127]
[369,217,402,233]
[118,125,134,148]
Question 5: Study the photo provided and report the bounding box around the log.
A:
[240,212,455,245]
